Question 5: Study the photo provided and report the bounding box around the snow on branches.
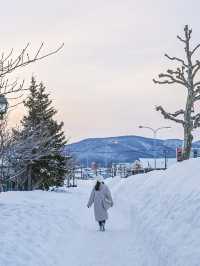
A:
[153,25,200,159]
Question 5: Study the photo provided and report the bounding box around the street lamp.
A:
[0,94,8,119]
[138,126,171,169]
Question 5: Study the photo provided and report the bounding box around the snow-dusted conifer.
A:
[15,77,67,190]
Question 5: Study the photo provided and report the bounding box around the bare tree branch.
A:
[153,73,186,86]
[191,44,200,56]
[194,85,200,97]
[192,60,200,78]
[194,81,200,88]
[165,53,187,67]
[0,79,26,96]
[8,101,25,109]
[156,105,185,124]
[177,35,186,43]
[0,43,64,78]
[1,49,14,63]
[167,68,188,84]
[7,93,24,100]
[194,94,200,102]
[170,109,185,117]
[192,113,200,128]
[0,43,64,99]
[153,78,174,85]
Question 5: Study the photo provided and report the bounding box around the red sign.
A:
[176,147,183,162]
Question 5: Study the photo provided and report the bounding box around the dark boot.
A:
[99,221,103,231]
[100,225,104,231]
[101,221,105,231]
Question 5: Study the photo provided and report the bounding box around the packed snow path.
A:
[0,178,159,266]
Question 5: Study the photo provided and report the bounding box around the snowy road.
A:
[0,178,158,266]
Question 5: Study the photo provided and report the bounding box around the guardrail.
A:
[129,167,166,176]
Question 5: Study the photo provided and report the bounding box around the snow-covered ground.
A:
[1,159,200,266]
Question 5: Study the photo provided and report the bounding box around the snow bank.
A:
[121,158,200,266]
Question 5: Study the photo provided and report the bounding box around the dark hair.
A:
[95,181,101,191]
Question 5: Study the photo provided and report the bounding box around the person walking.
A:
[87,176,113,231]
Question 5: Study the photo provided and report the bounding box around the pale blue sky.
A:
[3,0,200,142]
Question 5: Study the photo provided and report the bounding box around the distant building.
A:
[132,160,143,170]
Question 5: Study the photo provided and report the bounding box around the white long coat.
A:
[87,183,113,222]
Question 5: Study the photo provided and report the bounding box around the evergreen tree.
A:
[20,76,67,190]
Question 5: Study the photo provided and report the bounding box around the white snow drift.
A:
[0,158,200,266]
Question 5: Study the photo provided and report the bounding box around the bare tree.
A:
[0,42,64,108]
[153,25,200,160]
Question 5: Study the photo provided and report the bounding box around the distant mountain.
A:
[162,139,183,149]
[64,135,186,166]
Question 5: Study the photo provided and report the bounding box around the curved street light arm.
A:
[138,125,171,170]
[155,126,171,133]
[138,126,156,134]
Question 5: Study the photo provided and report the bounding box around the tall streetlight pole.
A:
[139,126,171,169]
[0,94,8,191]
[0,95,8,119]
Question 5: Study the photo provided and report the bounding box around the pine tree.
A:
[20,76,67,190]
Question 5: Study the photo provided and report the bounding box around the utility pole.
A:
[164,150,167,169]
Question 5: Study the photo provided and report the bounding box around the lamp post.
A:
[0,94,8,191]
[0,94,8,119]
[138,126,171,169]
